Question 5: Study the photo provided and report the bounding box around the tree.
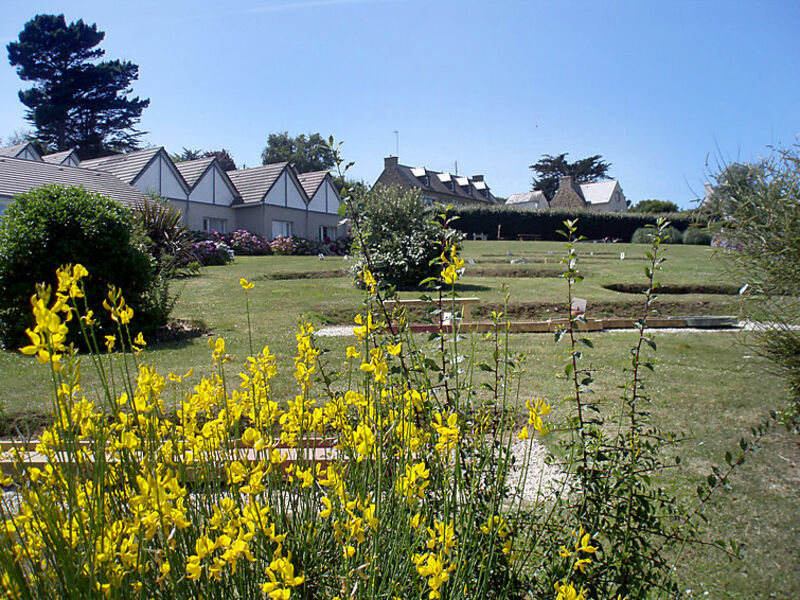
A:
[261,131,335,173]
[530,153,611,201]
[711,148,800,428]
[7,14,149,159]
[629,199,680,213]
[171,147,204,162]
[202,149,237,172]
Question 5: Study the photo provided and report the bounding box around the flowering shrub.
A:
[270,235,294,255]
[226,230,273,255]
[1,176,754,599]
[190,240,234,266]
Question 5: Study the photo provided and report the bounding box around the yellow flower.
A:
[441,264,458,285]
[209,337,230,364]
[239,278,254,290]
[346,345,360,358]
[133,332,146,347]
[386,342,402,356]
[104,335,116,352]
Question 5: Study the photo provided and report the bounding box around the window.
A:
[423,196,436,206]
[272,220,293,238]
[318,226,335,241]
[202,217,227,233]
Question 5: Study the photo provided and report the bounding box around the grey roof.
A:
[0,156,146,208]
[390,161,497,204]
[42,149,80,166]
[227,162,289,205]
[296,170,329,197]
[0,142,41,160]
[81,147,163,184]
[174,156,215,188]
[506,191,548,207]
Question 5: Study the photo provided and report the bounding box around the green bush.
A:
[631,225,683,244]
[0,184,164,347]
[682,227,712,245]
[450,205,696,241]
[350,186,444,288]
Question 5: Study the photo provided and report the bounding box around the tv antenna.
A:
[392,130,399,157]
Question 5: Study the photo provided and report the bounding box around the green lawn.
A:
[0,241,796,598]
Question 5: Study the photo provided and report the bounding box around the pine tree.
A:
[7,14,150,159]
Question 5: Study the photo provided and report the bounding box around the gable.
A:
[189,163,238,206]
[133,153,189,200]
[264,170,307,209]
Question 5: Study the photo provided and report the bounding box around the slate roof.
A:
[0,156,146,208]
[389,161,496,204]
[296,170,329,197]
[0,142,40,160]
[42,149,80,166]
[81,147,163,184]
[174,157,216,188]
[506,191,548,208]
[579,180,619,205]
[226,162,288,205]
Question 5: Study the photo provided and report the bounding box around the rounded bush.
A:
[0,185,161,347]
[630,225,684,244]
[682,227,712,245]
[351,186,444,288]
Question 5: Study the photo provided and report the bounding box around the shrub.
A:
[135,194,199,277]
[349,186,446,288]
[190,240,234,266]
[631,224,683,244]
[270,235,294,255]
[0,184,162,347]
[222,230,272,255]
[682,226,712,245]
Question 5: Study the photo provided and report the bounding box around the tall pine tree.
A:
[7,14,149,159]
[530,153,611,201]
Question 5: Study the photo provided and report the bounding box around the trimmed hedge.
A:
[450,206,696,241]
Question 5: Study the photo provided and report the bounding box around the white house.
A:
[297,171,342,240]
[82,147,191,208]
[578,180,628,212]
[174,156,241,233]
[505,191,549,210]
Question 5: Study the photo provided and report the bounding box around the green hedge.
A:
[450,206,696,241]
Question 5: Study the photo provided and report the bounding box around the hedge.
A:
[450,206,697,241]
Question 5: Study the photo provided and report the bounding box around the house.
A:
[81,147,191,208]
[0,141,343,240]
[0,142,42,162]
[373,156,498,205]
[505,191,548,211]
[42,149,81,167]
[297,170,343,240]
[548,176,627,212]
[174,156,241,233]
[0,155,146,216]
[227,162,340,240]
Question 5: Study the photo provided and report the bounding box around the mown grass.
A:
[0,240,795,598]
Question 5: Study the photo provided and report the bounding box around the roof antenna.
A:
[393,130,399,157]
[454,160,458,175]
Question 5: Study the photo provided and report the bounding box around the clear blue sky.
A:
[1,0,798,208]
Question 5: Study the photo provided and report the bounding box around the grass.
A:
[0,240,796,598]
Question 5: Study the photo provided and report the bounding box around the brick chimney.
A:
[550,176,587,210]
[384,156,399,170]
[471,174,484,182]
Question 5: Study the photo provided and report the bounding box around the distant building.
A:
[548,176,627,212]
[42,149,81,167]
[0,142,41,162]
[373,156,498,205]
[505,191,549,210]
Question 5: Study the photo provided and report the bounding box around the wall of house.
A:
[587,187,627,213]
[264,171,307,209]
[180,202,235,232]
[134,155,188,201]
[306,211,341,240]
[307,179,341,214]
[189,167,237,206]
[19,148,39,161]
[234,205,268,237]
[64,155,80,167]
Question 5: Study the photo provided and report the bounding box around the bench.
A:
[517,233,542,241]
[471,233,488,241]
[382,297,481,322]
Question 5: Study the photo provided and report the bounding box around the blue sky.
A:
[1,0,798,207]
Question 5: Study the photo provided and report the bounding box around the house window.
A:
[423,196,436,206]
[272,220,293,239]
[318,226,336,241]
[203,217,227,233]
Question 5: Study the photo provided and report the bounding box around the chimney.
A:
[471,174,484,182]
[384,156,399,170]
